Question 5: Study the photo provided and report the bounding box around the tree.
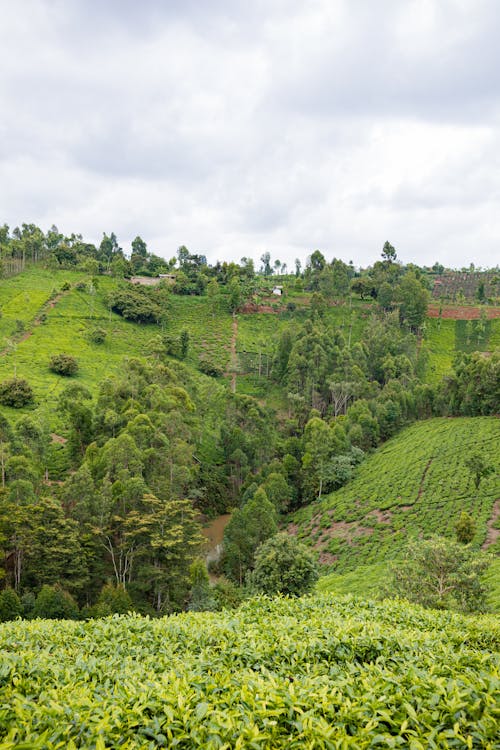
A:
[381,241,397,263]
[260,252,272,276]
[396,272,429,330]
[223,488,277,584]
[32,584,79,620]
[0,378,34,408]
[389,536,490,612]
[188,558,215,611]
[251,533,319,596]
[93,583,134,616]
[455,512,476,545]
[464,453,495,490]
[0,588,21,621]
[180,330,190,360]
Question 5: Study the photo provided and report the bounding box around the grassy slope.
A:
[291,417,500,603]
[0,594,498,748]
[0,270,235,425]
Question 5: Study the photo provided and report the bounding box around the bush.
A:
[49,354,79,376]
[74,281,87,291]
[108,286,162,324]
[32,585,79,620]
[89,327,107,344]
[198,359,224,378]
[0,378,34,407]
[92,584,134,617]
[0,588,22,621]
[250,533,319,596]
[61,281,71,291]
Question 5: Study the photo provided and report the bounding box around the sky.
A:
[1,0,500,270]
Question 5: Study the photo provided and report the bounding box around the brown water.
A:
[201,514,232,554]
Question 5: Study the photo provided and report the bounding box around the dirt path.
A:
[230,314,238,393]
[482,499,500,549]
[416,458,433,501]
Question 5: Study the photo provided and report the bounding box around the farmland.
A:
[290,418,500,574]
[0,593,498,749]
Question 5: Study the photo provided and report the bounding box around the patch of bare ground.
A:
[318,551,338,566]
[50,433,67,444]
[427,304,500,320]
[367,509,392,523]
[482,499,500,549]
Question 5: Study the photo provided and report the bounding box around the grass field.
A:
[0,593,498,748]
[0,270,238,426]
[290,418,500,574]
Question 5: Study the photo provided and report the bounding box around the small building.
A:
[272,286,283,296]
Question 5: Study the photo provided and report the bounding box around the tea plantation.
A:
[0,594,498,749]
[290,417,500,573]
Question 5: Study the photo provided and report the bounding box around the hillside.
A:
[0,593,498,748]
[0,268,371,420]
[290,418,500,570]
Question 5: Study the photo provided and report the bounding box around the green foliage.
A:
[0,588,21,621]
[32,584,79,620]
[455,511,476,544]
[93,584,134,617]
[89,326,107,344]
[187,559,215,612]
[464,451,495,489]
[0,377,34,407]
[0,594,498,747]
[389,536,491,612]
[108,285,163,324]
[49,353,79,376]
[251,533,319,595]
[223,488,278,583]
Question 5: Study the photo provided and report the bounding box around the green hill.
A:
[0,593,498,748]
[290,417,500,571]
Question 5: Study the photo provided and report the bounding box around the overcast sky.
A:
[1,0,500,269]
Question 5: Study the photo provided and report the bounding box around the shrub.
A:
[32,585,79,620]
[61,281,71,291]
[89,327,107,344]
[75,281,87,291]
[49,354,79,376]
[198,359,224,378]
[0,588,22,621]
[250,533,319,596]
[92,584,134,617]
[108,286,162,324]
[0,378,34,407]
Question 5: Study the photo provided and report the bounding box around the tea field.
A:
[290,418,500,574]
[0,594,498,748]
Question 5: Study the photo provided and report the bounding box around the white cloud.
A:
[1,0,500,269]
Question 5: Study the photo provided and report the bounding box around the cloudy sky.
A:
[1,0,499,269]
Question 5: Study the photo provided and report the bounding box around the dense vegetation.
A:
[0,223,497,618]
[0,594,498,748]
